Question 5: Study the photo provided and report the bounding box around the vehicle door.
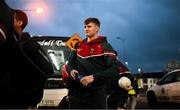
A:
[157,73,176,102]
[170,71,180,103]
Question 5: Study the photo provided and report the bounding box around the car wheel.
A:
[147,91,157,107]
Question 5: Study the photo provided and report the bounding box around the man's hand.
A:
[70,69,78,80]
[125,85,133,91]
[80,75,94,87]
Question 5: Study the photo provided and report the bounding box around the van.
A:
[32,36,71,108]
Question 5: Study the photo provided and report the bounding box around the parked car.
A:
[146,69,180,106]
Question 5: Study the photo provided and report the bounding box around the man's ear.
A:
[95,26,99,32]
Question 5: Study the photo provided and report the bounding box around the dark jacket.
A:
[0,31,53,108]
[0,0,13,46]
[107,61,132,95]
[12,32,53,107]
[0,0,15,108]
[68,36,119,95]
[107,61,132,109]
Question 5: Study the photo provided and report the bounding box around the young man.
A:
[67,17,119,109]
[8,9,53,109]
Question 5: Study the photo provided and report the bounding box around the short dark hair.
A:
[13,9,28,30]
[84,17,100,27]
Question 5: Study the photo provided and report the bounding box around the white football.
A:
[118,76,131,90]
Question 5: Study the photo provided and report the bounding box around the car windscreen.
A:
[33,37,71,78]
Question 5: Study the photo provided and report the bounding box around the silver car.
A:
[146,69,180,106]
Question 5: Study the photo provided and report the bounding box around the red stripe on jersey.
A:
[77,43,103,58]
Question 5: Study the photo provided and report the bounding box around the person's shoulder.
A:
[101,41,114,51]
[21,32,31,38]
[98,36,113,46]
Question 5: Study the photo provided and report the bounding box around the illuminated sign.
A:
[38,40,66,46]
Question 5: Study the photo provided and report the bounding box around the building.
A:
[166,60,180,72]
[133,72,166,94]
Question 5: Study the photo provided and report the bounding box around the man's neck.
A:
[15,28,23,36]
[87,34,98,42]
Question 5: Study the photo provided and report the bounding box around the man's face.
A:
[13,13,22,32]
[13,17,19,29]
[84,22,99,38]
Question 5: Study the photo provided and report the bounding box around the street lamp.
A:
[125,61,128,66]
[116,37,128,66]
[138,67,144,74]
[138,67,142,73]
[36,8,43,13]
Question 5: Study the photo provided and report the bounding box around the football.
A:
[118,76,131,90]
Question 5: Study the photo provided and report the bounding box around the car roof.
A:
[159,69,180,81]
[168,69,180,74]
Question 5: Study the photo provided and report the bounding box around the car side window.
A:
[160,73,176,84]
[175,71,180,82]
